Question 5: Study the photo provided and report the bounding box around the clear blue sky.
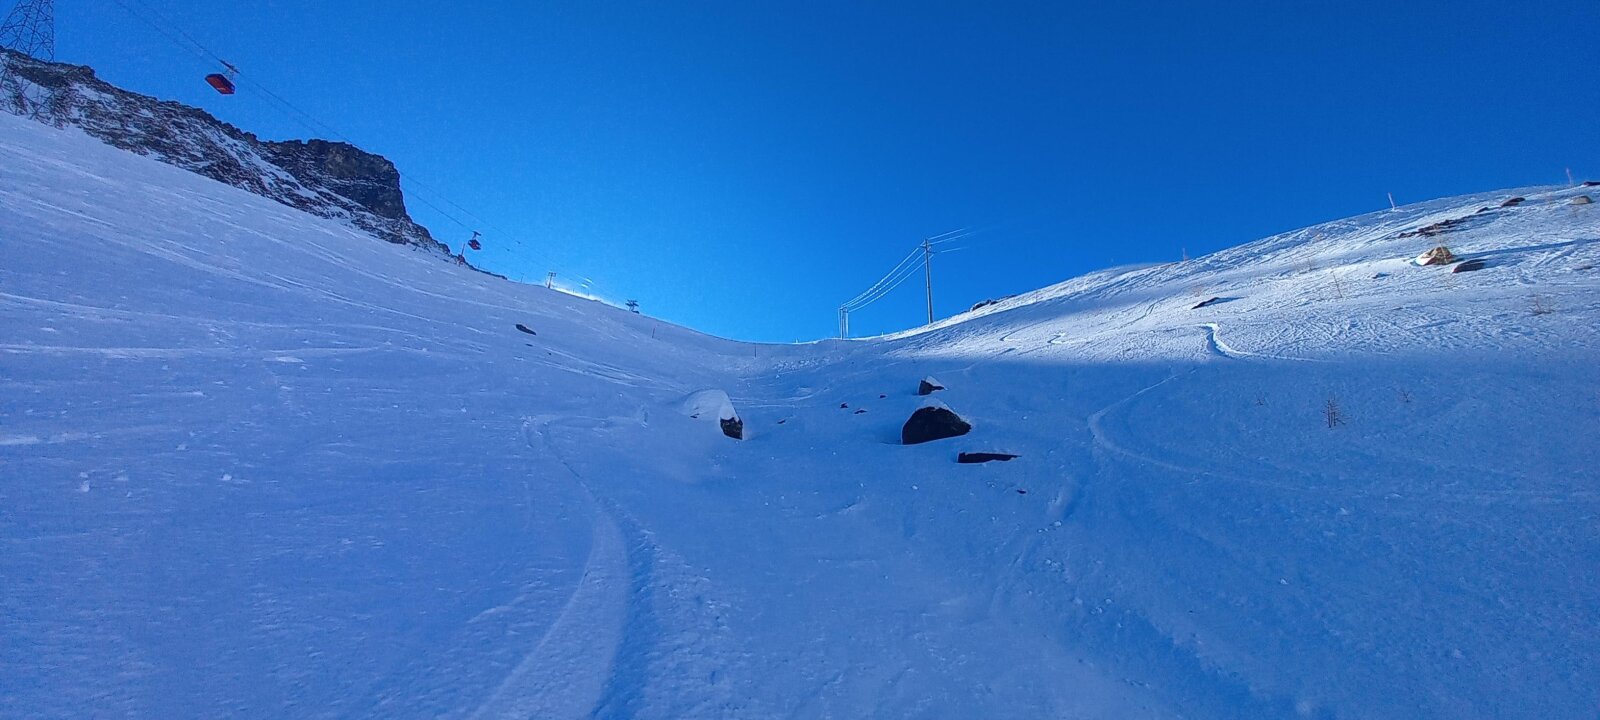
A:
[57,0,1600,341]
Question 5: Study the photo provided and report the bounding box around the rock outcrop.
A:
[902,400,971,445]
[0,47,461,257]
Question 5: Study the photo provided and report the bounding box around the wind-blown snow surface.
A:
[3,111,1598,719]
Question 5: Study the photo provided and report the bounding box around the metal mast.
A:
[0,0,56,120]
[921,238,934,325]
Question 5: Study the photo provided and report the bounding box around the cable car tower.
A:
[0,0,55,120]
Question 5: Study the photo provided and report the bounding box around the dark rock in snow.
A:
[1584,181,1600,187]
[1416,246,1457,266]
[1500,197,1525,207]
[1571,195,1593,205]
[918,376,946,396]
[902,401,971,445]
[967,295,1017,313]
[958,452,1019,464]
[720,416,744,440]
[1452,259,1488,273]
[680,389,742,440]
[515,324,536,335]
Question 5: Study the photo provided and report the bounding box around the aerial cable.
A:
[844,260,923,311]
[107,0,553,265]
[926,228,972,245]
[843,249,927,311]
[840,229,974,315]
[841,246,922,309]
[842,261,920,311]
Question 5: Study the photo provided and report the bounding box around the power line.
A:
[838,231,966,336]
[842,250,926,312]
[842,259,924,316]
[841,246,921,310]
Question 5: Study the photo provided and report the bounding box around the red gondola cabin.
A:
[205,73,236,95]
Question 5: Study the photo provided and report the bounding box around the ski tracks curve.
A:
[464,418,635,720]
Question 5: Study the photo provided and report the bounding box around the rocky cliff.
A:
[0,47,457,256]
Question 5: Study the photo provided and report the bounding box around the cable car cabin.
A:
[205,73,236,95]
[468,238,482,250]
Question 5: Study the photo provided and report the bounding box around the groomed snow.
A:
[3,111,1598,718]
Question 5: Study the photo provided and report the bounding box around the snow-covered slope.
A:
[2,110,1597,719]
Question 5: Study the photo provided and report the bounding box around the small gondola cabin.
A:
[205,73,236,95]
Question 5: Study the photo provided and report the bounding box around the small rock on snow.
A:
[958,452,1020,464]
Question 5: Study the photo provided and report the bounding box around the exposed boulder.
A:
[1500,197,1525,207]
[958,452,1018,464]
[1572,195,1593,205]
[679,389,743,440]
[918,376,946,396]
[1452,259,1488,274]
[1191,296,1225,309]
[514,323,536,335]
[1584,181,1600,187]
[902,399,971,445]
[1415,246,1457,266]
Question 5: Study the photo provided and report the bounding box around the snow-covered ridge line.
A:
[0,47,468,260]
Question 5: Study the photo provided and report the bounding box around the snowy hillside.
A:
[3,109,1598,719]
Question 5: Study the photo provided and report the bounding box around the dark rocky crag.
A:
[1,47,473,261]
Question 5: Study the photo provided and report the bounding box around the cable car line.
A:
[106,0,554,266]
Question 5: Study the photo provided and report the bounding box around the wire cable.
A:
[842,246,922,310]
[107,0,553,263]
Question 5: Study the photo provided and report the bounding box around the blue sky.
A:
[59,0,1600,341]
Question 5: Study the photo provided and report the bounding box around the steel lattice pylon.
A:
[0,0,56,121]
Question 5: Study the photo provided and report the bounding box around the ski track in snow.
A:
[465,487,629,720]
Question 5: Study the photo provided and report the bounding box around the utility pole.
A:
[922,238,934,325]
[0,0,56,121]
[545,271,555,289]
[838,307,849,338]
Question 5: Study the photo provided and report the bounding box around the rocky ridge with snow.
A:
[0,47,451,255]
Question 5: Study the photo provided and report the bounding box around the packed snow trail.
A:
[4,112,1600,718]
